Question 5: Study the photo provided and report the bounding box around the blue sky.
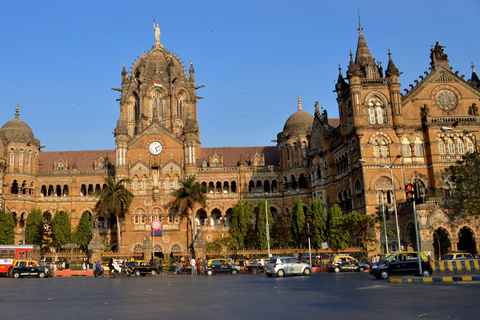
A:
[2,0,479,151]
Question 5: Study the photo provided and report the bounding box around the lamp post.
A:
[265,193,271,258]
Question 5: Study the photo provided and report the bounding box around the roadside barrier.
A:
[432,260,480,272]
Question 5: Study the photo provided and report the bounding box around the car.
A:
[369,251,432,279]
[265,257,312,277]
[127,260,160,276]
[328,254,369,273]
[204,259,241,275]
[442,251,474,260]
[11,260,52,278]
[245,259,264,274]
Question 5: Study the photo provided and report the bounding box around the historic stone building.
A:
[2,25,480,259]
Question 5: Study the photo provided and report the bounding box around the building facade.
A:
[2,26,480,259]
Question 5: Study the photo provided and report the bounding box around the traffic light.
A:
[405,183,415,204]
[375,206,383,220]
[306,224,311,237]
[385,206,391,220]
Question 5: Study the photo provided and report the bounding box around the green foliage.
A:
[94,176,134,249]
[52,211,72,249]
[254,200,274,250]
[306,199,327,248]
[74,212,93,252]
[343,211,379,255]
[289,198,306,247]
[229,200,254,250]
[0,212,15,245]
[446,152,480,216]
[271,212,291,248]
[25,208,43,246]
[244,221,258,249]
[326,204,351,250]
[206,234,232,257]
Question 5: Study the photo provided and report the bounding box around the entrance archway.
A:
[433,227,451,260]
[458,227,476,254]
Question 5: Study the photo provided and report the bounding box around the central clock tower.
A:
[112,24,201,251]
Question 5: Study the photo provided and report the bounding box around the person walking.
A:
[190,257,196,275]
[196,258,201,275]
[176,260,181,275]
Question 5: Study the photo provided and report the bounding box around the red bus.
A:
[0,245,41,277]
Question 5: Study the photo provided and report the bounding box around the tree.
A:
[244,221,258,249]
[290,198,306,247]
[94,176,134,251]
[229,200,254,249]
[271,212,291,248]
[52,211,72,249]
[306,199,327,248]
[446,152,480,216]
[343,211,379,256]
[206,234,232,257]
[172,174,207,257]
[326,204,350,250]
[25,208,43,246]
[0,212,15,245]
[74,212,93,252]
[254,200,274,250]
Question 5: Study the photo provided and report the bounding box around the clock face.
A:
[148,141,163,155]
[435,89,458,111]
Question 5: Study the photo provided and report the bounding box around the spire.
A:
[121,61,128,83]
[314,101,321,118]
[347,49,361,78]
[385,49,400,77]
[297,95,303,110]
[355,25,375,67]
[189,59,195,81]
[335,64,347,91]
[15,104,19,118]
[470,61,480,88]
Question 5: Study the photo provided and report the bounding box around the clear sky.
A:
[2,0,479,151]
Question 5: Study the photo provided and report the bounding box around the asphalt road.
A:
[1,271,480,320]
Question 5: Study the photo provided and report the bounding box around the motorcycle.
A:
[109,264,131,278]
[94,266,105,277]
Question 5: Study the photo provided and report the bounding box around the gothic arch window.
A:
[367,96,386,124]
[299,174,307,189]
[402,137,411,157]
[11,180,18,194]
[373,139,390,160]
[457,139,465,154]
[439,140,446,155]
[231,181,237,193]
[413,137,424,157]
[131,93,140,134]
[152,90,164,118]
[171,243,182,252]
[133,243,143,253]
[466,138,474,153]
[177,90,188,119]
[447,139,455,154]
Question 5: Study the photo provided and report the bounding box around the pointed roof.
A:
[469,61,480,89]
[355,26,375,67]
[385,49,400,77]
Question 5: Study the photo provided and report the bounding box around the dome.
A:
[0,106,36,144]
[282,97,313,136]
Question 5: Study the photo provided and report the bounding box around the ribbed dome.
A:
[0,107,36,144]
[132,44,185,78]
[282,97,313,136]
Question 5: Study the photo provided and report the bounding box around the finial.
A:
[338,63,342,73]
[472,61,476,73]
[357,8,363,33]
[388,48,392,58]
[297,95,302,110]
[349,49,353,60]
[15,104,19,118]
[123,61,125,67]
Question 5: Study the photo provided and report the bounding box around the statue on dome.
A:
[153,20,161,44]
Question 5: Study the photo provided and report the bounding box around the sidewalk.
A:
[389,274,480,283]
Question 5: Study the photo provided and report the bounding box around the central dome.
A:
[0,108,36,144]
[282,97,313,136]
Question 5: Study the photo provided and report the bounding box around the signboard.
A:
[0,259,13,265]
[152,230,162,237]
[321,242,328,250]
[151,220,162,231]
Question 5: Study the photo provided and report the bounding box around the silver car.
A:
[265,257,312,277]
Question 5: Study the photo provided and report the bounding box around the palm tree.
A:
[171,174,207,257]
[94,176,134,251]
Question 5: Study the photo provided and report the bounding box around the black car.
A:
[328,254,369,273]
[12,260,52,278]
[245,260,264,274]
[205,259,241,275]
[369,251,433,279]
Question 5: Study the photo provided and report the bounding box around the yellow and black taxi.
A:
[328,254,368,273]
[127,260,160,276]
[12,260,52,278]
[442,251,474,260]
[370,251,432,279]
[204,259,241,276]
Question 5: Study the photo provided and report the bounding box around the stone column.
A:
[143,234,153,261]
[88,228,104,264]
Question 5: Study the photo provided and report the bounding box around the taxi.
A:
[370,251,432,279]
[442,251,474,260]
[127,260,160,276]
[12,260,52,278]
[204,259,241,276]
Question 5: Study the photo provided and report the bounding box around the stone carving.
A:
[153,20,161,44]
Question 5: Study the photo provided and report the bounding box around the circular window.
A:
[435,89,458,111]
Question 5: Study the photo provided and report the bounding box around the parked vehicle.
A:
[265,257,311,277]
[369,251,432,279]
[245,259,264,274]
[328,254,369,273]
[11,260,52,278]
[127,260,159,276]
[204,259,241,276]
[442,251,474,260]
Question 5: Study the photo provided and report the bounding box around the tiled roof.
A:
[199,146,279,167]
[38,150,116,172]
[328,118,340,128]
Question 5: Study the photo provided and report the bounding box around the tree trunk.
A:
[191,209,196,258]
[116,215,121,251]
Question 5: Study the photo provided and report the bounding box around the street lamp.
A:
[265,193,271,258]
[360,155,402,253]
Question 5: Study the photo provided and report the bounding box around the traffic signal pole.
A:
[382,204,389,255]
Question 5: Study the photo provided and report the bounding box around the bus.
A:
[0,245,41,277]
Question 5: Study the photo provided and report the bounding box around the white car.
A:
[265,257,312,277]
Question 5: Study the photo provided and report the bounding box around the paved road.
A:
[1,272,479,319]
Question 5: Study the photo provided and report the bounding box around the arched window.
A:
[368,96,385,124]
[152,91,164,118]
[466,138,474,153]
[414,137,424,156]
[457,140,465,154]
[177,91,188,119]
[447,139,455,154]
[439,141,446,154]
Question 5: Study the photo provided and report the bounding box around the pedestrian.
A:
[158,258,162,274]
[180,260,183,274]
[176,260,181,275]
[82,261,86,270]
[190,257,196,275]
[196,258,201,275]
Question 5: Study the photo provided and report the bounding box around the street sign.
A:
[152,219,162,231]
